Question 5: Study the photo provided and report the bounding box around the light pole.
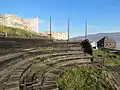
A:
[68,20,70,43]
[67,20,70,52]
[50,16,52,39]
[85,20,87,40]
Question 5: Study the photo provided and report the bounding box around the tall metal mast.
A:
[85,20,87,40]
[68,20,70,42]
[50,16,52,39]
[67,20,70,52]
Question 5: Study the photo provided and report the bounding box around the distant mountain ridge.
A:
[71,32,120,45]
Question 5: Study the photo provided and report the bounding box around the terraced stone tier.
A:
[17,51,90,90]
[4,63,32,90]
[22,52,92,90]
[105,65,120,90]
[0,52,23,63]
[0,50,57,90]
[0,44,92,90]
[0,49,57,78]
[0,53,24,79]
[0,50,85,90]
[41,61,92,90]
[20,52,87,82]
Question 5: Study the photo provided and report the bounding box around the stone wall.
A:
[0,14,39,33]
[43,32,68,40]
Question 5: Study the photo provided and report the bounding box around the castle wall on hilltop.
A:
[43,32,68,40]
[51,32,68,40]
[0,14,39,33]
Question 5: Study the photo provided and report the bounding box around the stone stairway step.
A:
[5,81,19,89]
[51,88,59,90]
[49,69,63,75]
[43,81,56,85]
[8,75,19,82]
[42,84,57,90]
[46,73,57,78]
[111,67,120,86]
[12,71,22,75]
[0,53,22,63]
[4,87,19,90]
[45,77,56,81]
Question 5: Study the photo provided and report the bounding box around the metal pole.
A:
[67,20,70,52]
[50,16,52,39]
[68,20,70,42]
[85,20,87,40]
[50,16,54,53]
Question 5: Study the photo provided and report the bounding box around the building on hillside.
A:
[43,32,68,40]
[90,41,98,50]
[97,36,116,49]
[0,14,39,33]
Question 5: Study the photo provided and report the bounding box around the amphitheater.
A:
[0,36,120,90]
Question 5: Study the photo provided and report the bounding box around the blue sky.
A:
[0,0,120,37]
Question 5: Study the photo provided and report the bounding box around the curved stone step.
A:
[41,84,58,90]
[44,55,92,66]
[2,50,90,90]
[4,63,32,90]
[0,52,23,63]
[4,81,19,90]
[41,58,92,90]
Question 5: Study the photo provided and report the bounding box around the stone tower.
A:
[29,17,39,33]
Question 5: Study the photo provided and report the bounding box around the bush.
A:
[57,66,111,90]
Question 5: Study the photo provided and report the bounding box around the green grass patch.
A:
[93,50,107,57]
[104,57,120,66]
[30,63,47,73]
[57,66,111,90]
[93,50,120,66]
[0,25,40,37]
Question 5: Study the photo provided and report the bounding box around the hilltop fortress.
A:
[0,14,68,40]
[0,14,39,33]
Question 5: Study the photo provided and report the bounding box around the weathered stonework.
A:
[51,32,68,40]
[43,32,68,40]
[0,14,39,33]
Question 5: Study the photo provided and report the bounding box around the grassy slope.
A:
[93,50,120,66]
[0,25,40,37]
[57,66,111,90]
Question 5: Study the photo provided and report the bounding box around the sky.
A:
[0,0,120,37]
